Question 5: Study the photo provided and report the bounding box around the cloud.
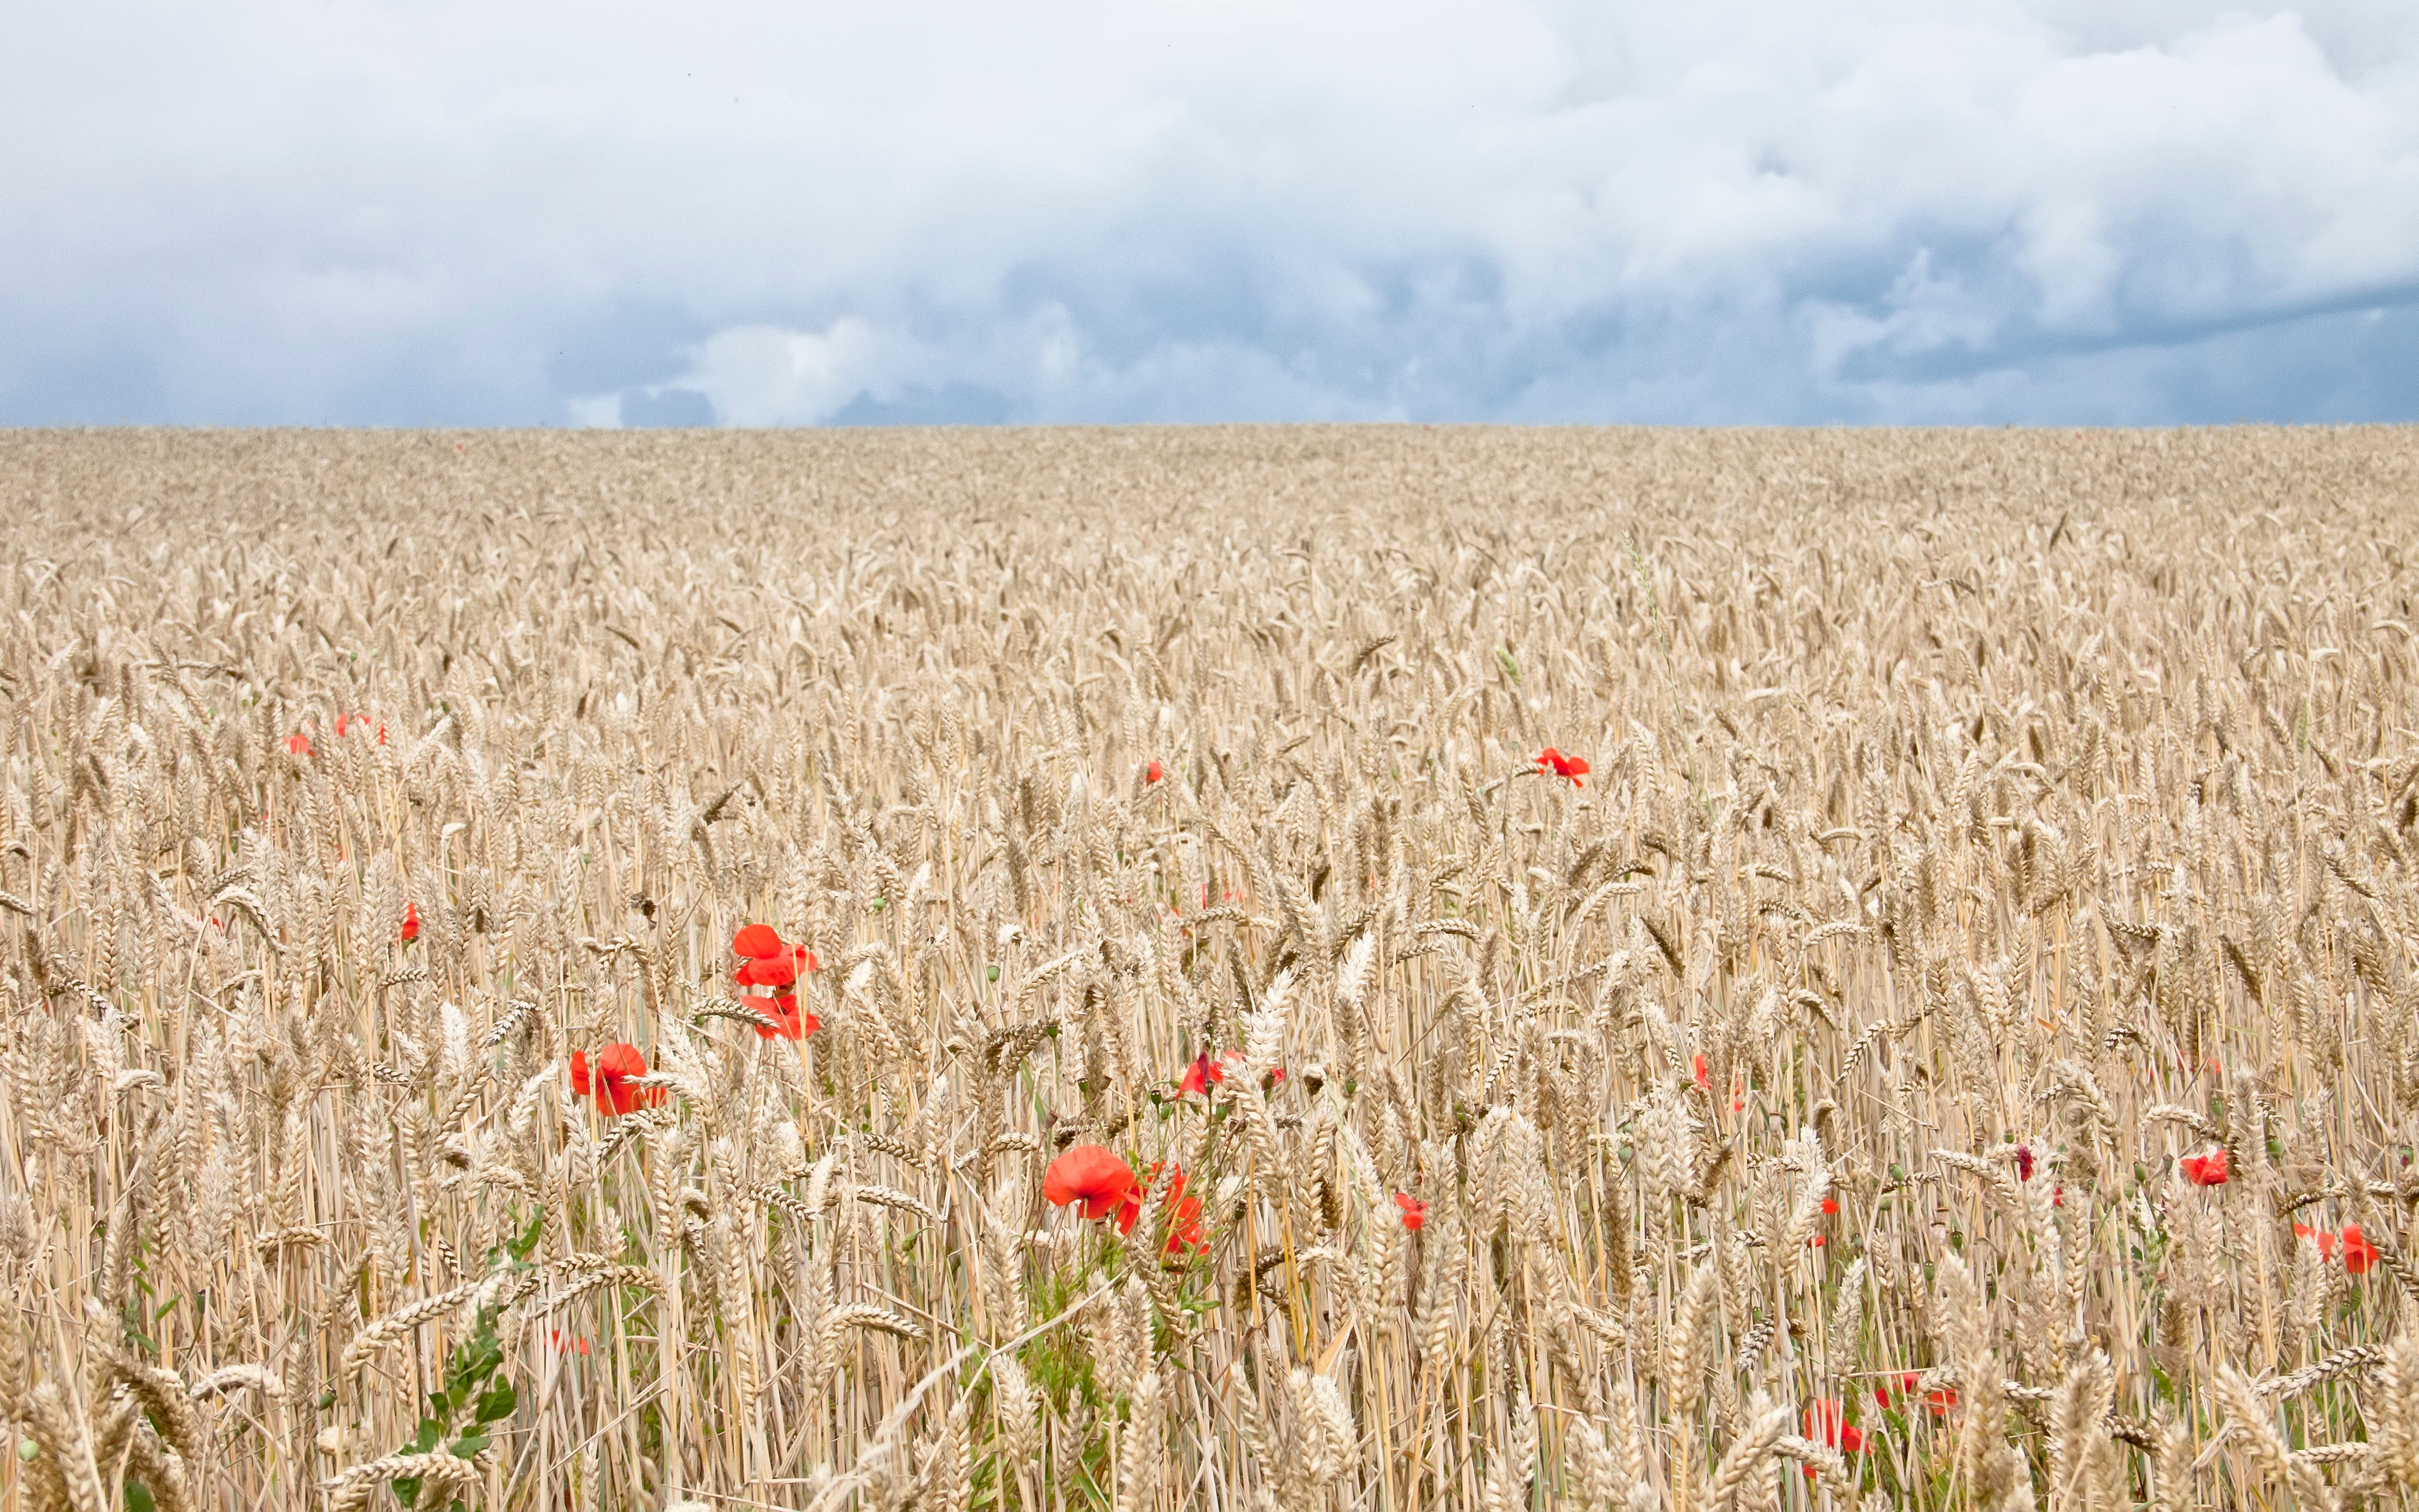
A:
[3,2,2414,425]
[669,319,925,429]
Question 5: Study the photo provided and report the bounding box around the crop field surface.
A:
[3,424,2419,1512]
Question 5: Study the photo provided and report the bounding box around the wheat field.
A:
[2,425,2418,1512]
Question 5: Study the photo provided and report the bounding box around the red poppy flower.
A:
[399,902,419,944]
[574,1042,663,1117]
[2180,1149,2228,1187]
[1162,1198,1207,1254]
[1043,1145,1136,1221]
[286,732,312,757]
[2342,1224,2380,1275]
[1395,1192,1428,1231]
[1164,1198,1207,1254]
[548,1330,592,1356]
[1692,1054,1711,1090]
[1179,1048,1224,1097]
[736,952,799,989]
[740,994,818,1041]
[1536,747,1589,786]
[376,722,387,745]
[2294,1223,2339,1259]
[1820,1196,1840,1216]
[1113,1164,1206,1254]
[1116,1162,1185,1233]
[1804,1400,1863,1454]
[2015,1145,2034,1182]
[1879,1372,1951,1413]
[733,925,816,991]
[1145,760,1164,784]
[1181,1049,1268,1096]
[733,923,786,960]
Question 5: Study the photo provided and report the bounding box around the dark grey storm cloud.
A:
[3,3,2414,427]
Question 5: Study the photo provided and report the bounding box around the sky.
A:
[4,2,2416,428]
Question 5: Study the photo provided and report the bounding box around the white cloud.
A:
[564,393,622,429]
[677,319,924,427]
[2,1,2414,424]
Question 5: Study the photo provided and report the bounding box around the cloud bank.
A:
[4,2,2416,426]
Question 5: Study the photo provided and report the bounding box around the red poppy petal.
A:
[748,954,798,988]
[733,923,786,959]
[1044,1146,1137,1217]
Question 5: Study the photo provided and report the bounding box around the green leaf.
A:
[407,1419,444,1455]
[124,1480,155,1512]
[449,1330,502,1390]
[450,1430,490,1458]
[509,1210,546,1263]
[474,1380,516,1424]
